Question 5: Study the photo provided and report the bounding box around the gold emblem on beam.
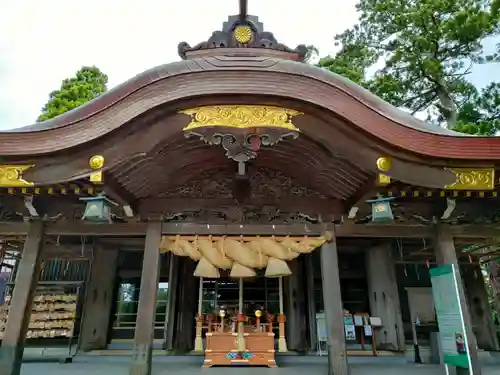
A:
[444,168,495,190]
[376,157,392,185]
[0,165,34,187]
[180,105,302,132]
[89,155,105,184]
[376,157,392,172]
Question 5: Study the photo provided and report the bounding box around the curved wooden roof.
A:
[1,56,499,160]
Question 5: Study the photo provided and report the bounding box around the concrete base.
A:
[16,355,500,375]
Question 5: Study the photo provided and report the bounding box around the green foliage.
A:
[37,66,108,122]
[455,82,500,134]
[318,0,500,130]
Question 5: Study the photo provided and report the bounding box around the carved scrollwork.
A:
[444,168,495,190]
[0,165,34,187]
[185,130,298,162]
[159,167,326,199]
[180,105,302,132]
[163,207,320,224]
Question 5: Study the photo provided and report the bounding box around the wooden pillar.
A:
[306,253,318,352]
[320,236,349,375]
[488,261,500,321]
[129,222,162,375]
[0,220,44,375]
[80,246,119,351]
[434,226,481,375]
[463,263,499,350]
[163,254,178,351]
[285,258,307,351]
[366,242,405,351]
[173,258,196,352]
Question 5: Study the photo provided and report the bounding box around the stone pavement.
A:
[19,356,500,375]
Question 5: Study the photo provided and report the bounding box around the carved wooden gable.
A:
[158,167,326,199]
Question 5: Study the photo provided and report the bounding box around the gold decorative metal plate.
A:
[444,168,495,190]
[376,157,392,172]
[88,155,105,184]
[0,165,34,187]
[180,105,302,132]
[234,26,253,43]
[377,173,391,186]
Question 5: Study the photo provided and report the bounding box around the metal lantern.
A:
[366,196,395,223]
[80,194,116,222]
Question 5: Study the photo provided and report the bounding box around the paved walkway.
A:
[19,356,500,375]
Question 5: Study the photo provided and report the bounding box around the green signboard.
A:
[430,264,471,369]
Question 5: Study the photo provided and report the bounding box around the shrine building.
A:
[0,2,499,375]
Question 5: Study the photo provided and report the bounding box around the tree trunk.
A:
[436,83,458,129]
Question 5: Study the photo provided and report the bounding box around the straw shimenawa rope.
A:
[160,232,332,278]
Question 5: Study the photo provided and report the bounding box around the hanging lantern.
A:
[80,194,117,222]
[366,196,395,223]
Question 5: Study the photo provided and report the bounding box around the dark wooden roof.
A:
[0,56,497,160]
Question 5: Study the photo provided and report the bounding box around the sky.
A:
[0,0,498,130]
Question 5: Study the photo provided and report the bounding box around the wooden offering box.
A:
[203,331,276,368]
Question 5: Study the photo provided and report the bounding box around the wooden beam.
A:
[450,224,500,238]
[44,222,148,236]
[1,221,500,239]
[343,178,377,212]
[0,222,29,236]
[102,175,138,215]
[138,197,343,216]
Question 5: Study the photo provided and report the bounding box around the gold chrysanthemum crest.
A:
[234,26,253,43]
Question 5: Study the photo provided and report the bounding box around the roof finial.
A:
[239,0,248,21]
[177,1,308,61]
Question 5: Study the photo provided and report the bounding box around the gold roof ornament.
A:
[444,168,495,190]
[234,26,253,43]
[0,165,34,187]
[376,157,392,172]
[180,105,302,132]
[376,157,392,186]
[88,155,105,184]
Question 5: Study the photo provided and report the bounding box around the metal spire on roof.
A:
[239,0,248,21]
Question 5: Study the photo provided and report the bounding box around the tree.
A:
[318,0,500,130]
[37,66,108,122]
[455,82,500,135]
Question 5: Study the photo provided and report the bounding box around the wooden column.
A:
[463,263,499,350]
[163,254,178,351]
[366,242,405,351]
[285,258,307,351]
[129,222,162,375]
[320,235,349,375]
[0,220,44,375]
[306,254,318,352]
[173,258,196,352]
[434,226,481,375]
[80,246,119,351]
[488,261,500,321]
